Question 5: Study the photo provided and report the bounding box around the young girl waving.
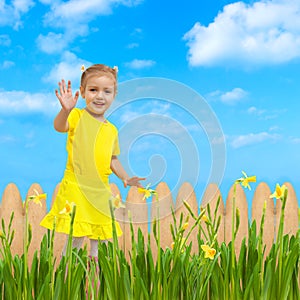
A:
[40,64,145,258]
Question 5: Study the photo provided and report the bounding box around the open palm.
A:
[55,79,79,111]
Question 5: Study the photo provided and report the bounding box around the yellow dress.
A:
[40,108,123,240]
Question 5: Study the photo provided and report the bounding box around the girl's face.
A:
[80,75,116,119]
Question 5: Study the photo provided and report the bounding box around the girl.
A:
[40,64,145,258]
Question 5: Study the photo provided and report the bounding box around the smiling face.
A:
[80,75,116,121]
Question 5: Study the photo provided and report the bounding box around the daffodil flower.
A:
[138,184,157,200]
[111,194,125,209]
[236,171,256,190]
[201,244,216,260]
[171,238,187,252]
[27,189,47,206]
[59,200,75,216]
[0,231,5,239]
[201,215,209,223]
[270,184,287,200]
[171,241,175,249]
[182,222,189,230]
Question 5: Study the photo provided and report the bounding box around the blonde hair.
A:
[80,64,118,92]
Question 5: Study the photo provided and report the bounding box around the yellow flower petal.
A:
[236,171,256,190]
[138,186,157,200]
[201,244,216,260]
[270,184,287,200]
[201,215,209,223]
[27,189,47,206]
[59,200,75,215]
[112,194,125,209]
[182,222,189,230]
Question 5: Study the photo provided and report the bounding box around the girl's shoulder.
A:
[68,108,84,129]
[105,119,118,133]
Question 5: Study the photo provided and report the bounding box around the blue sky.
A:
[1,0,299,209]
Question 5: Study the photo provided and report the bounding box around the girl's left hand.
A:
[123,177,146,188]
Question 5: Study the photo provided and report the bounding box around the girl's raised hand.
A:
[55,79,79,112]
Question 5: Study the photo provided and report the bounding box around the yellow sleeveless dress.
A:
[40,108,123,240]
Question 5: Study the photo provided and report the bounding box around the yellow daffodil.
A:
[201,215,209,223]
[270,184,287,200]
[59,200,75,215]
[138,184,157,200]
[171,238,187,252]
[112,194,125,209]
[236,171,256,190]
[171,241,175,249]
[27,189,47,206]
[0,231,5,239]
[182,222,189,230]
[201,244,216,260]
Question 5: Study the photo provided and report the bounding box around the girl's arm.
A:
[54,109,71,132]
[110,155,145,187]
[54,79,79,132]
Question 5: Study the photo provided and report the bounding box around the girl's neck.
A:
[84,108,106,123]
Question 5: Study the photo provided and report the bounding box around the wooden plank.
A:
[275,182,299,238]
[225,183,248,255]
[26,183,47,265]
[124,186,148,260]
[0,183,24,256]
[201,183,225,245]
[151,182,174,259]
[175,182,198,253]
[252,182,275,255]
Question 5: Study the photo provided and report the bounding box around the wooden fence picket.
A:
[201,183,225,245]
[123,186,148,258]
[151,182,174,259]
[175,182,198,253]
[225,184,248,254]
[252,182,275,254]
[26,183,47,265]
[275,182,298,238]
[0,183,24,256]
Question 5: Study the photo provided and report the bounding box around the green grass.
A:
[0,187,299,299]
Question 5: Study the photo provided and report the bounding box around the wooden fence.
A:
[0,181,299,264]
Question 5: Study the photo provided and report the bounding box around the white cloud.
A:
[0,0,34,29]
[42,51,91,86]
[125,59,156,69]
[208,87,248,105]
[0,135,16,144]
[248,106,265,116]
[0,90,58,115]
[127,42,139,49]
[220,88,248,105]
[290,137,300,144]
[43,0,111,26]
[184,0,300,67]
[230,131,280,148]
[37,0,143,53]
[0,61,15,69]
[247,106,286,120]
[36,32,69,54]
[118,101,171,123]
